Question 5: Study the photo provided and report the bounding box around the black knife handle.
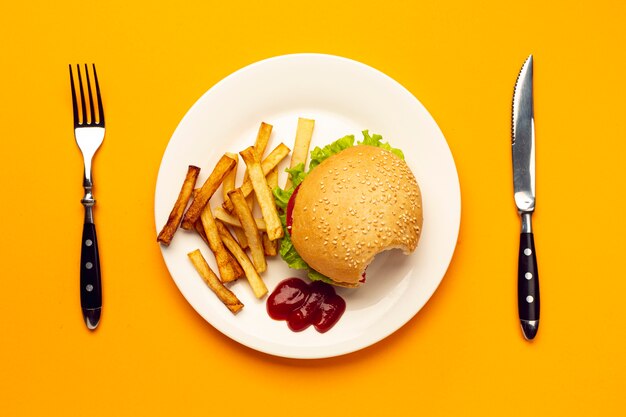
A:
[518,232,540,322]
[80,222,102,312]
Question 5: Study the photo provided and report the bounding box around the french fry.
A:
[225,246,245,279]
[261,165,280,256]
[187,249,243,314]
[253,122,272,160]
[221,152,239,208]
[157,165,200,246]
[216,220,268,298]
[231,222,249,248]
[232,226,249,249]
[262,233,278,257]
[214,206,267,231]
[200,205,239,283]
[284,117,314,189]
[194,220,243,280]
[266,166,279,190]
[194,219,208,242]
[240,147,284,241]
[228,188,266,273]
[222,152,239,194]
[222,143,290,212]
[245,122,273,210]
[181,154,236,230]
[220,153,249,249]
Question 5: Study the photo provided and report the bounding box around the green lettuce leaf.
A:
[279,231,309,270]
[285,163,307,189]
[309,135,355,171]
[273,187,292,211]
[307,269,335,284]
[358,130,404,160]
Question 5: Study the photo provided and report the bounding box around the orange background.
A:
[1,1,625,415]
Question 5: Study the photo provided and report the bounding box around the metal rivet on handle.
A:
[525,272,533,280]
[85,239,93,247]
[86,284,93,292]
[85,262,93,269]
[524,248,532,256]
[526,295,534,303]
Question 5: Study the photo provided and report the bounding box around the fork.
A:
[70,64,105,330]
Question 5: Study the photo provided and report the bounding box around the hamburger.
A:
[273,131,423,288]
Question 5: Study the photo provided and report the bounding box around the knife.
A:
[512,54,540,340]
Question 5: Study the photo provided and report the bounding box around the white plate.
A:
[155,54,460,359]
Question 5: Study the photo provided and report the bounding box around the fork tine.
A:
[69,65,79,127]
[76,65,87,126]
[84,64,96,125]
[92,64,104,126]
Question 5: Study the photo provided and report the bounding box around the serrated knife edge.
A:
[512,54,533,146]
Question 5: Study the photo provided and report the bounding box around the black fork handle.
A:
[81,221,102,329]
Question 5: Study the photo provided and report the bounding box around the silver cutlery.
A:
[511,55,540,340]
[69,64,105,330]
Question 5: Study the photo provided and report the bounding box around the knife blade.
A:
[512,54,540,340]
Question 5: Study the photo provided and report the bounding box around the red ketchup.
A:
[267,278,346,333]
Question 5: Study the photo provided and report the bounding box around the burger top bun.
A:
[290,145,423,287]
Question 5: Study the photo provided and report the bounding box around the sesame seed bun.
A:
[290,145,423,287]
